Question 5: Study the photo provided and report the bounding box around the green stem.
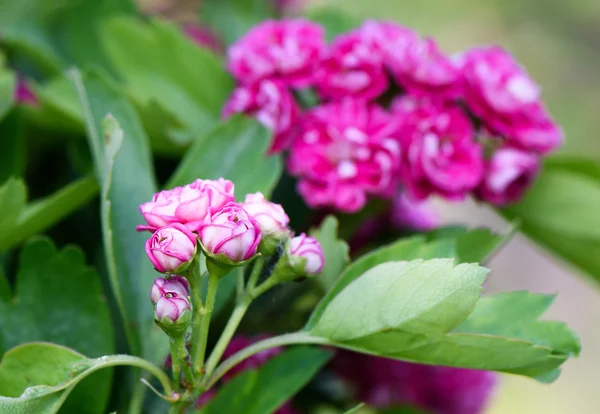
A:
[192,272,220,377]
[202,297,251,381]
[188,261,204,371]
[236,266,245,299]
[173,336,194,388]
[250,274,280,299]
[247,256,264,291]
[204,332,330,389]
[169,340,182,392]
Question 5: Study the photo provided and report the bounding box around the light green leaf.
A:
[199,347,332,414]
[307,228,507,329]
[101,16,234,140]
[0,342,172,414]
[311,259,488,341]
[501,157,600,284]
[199,0,275,46]
[309,216,350,291]
[0,69,15,121]
[70,69,166,363]
[167,116,282,198]
[0,178,27,237]
[305,6,361,41]
[0,175,98,251]
[0,238,114,413]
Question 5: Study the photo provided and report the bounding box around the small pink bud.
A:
[198,203,262,262]
[242,192,289,238]
[145,223,197,273]
[150,276,190,304]
[155,293,191,322]
[289,234,324,276]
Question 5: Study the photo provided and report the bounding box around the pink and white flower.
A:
[145,223,197,273]
[289,233,324,276]
[197,203,262,262]
[315,29,389,100]
[459,46,562,154]
[392,98,483,200]
[155,294,191,322]
[227,19,326,88]
[223,80,300,153]
[14,76,38,106]
[138,178,235,232]
[150,276,190,304]
[477,146,540,205]
[287,99,402,212]
[241,192,289,238]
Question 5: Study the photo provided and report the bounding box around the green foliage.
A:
[305,6,361,41]
[307,228,508,329]
[0,110,26,183]
[0,176,97,251]
[501,157,600,284]
[70,69,166,363]
[309,216,350,291]
[168,115,283,198]
[0,67,15,121]
[198,347,332,414]
[199,0,275,46]
[100,16,234,143]
[0,239,114,413]
[0,342,170,414]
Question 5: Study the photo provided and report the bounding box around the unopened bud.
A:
[154,293,192,337]
[145,223,197,274]
[150,276,189,304]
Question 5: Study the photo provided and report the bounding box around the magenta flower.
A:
[332,351,497,414]
[241,192,290,238]
[459,46,562,154]
[315,29,389,100]
[391,192,440,231]
[197,203,261,262]
[150,276,190,304]
[223,80,300,153]
[14,76,38,106]
[227,19,326,88]
[145,223,197,273]
[392,98,483,200]
[477,146,540,206]
[289,233,324,276]
[138,178,235,232]
[155,293,191,322]
[287,99,402,212]
[183,24,223,53]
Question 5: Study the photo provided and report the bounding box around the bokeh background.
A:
[308,1,600,413]
[148,0,600,412]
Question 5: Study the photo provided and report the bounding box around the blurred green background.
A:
[308,0,600,413]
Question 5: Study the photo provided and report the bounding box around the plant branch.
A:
[192,272,220,378]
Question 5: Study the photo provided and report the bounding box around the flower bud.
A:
[145,223,197,274]
[154,293,192,337]
[242,192,290,255]
[198,203,262,264]
[150,276,190,304]
[274,233,325,281]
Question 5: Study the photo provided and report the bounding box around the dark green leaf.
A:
[311,259,488,341]
[199,0,275,46]
[0,239,114,413]
[199,347,332,414]
[0,68,15,121]
[309,216,350,291]
[307,228,508,329]
[501,157,600,284]
[101,16,234,139]
[167,116,282,198]
[70,69,166,363]
[0,342,172,414]
[305,6,360,41]
[0,110,26,184]
[0,175,99,251]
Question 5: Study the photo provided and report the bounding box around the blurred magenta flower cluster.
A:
[222,19,561,215]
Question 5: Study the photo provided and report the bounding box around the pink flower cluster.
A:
[332,351,497,414]
[224,19,562,212]
[138,178,324,276]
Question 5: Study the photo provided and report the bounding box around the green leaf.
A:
[0,239,114,413]
[305,6,361,41]
[306,228,508,329]
[0,68,15,121]
[69,69,166,363]
[167,116,283,199]
[501,157,600,284]
[199,347,332,414]
[0,175,99,251]
[0,178,27,238]
[0,342,172,414]
[27,75,84,133]
[311,259,488,341]
[309,216,350,291]
[199,0,275,46]
[342,403,365,414]
[101,16,234,139]
[0,110,26,183]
